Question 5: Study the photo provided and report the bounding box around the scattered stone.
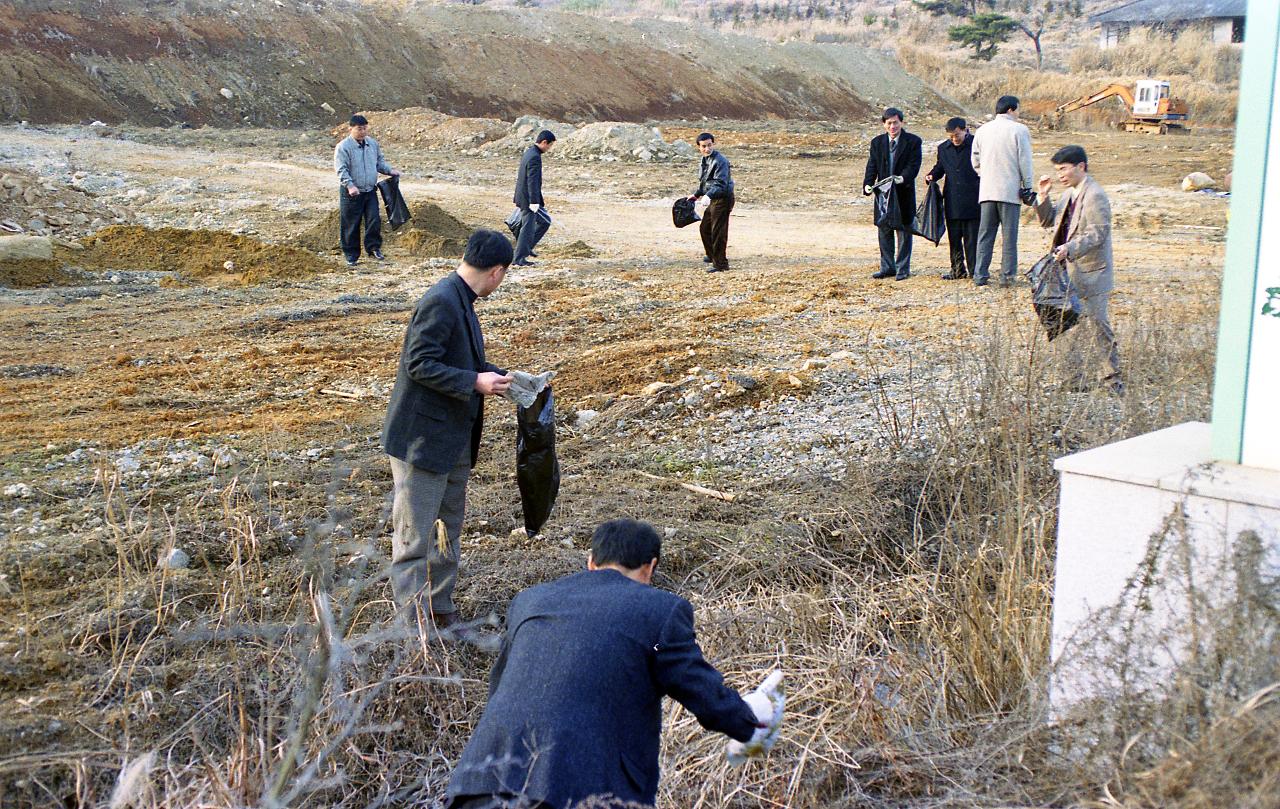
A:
[0,235,53,261]
[160,548,190,570]
[574,409,600,429]
[1181,172,1215,192]
[728,374,759,391]
[219,88,234,100]
[642,381,673,395]
[320,102,336,114]
[3,483,33,499]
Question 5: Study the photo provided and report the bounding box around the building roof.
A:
[1090,0,1247,24]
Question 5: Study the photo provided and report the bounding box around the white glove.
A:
[892,174,904,185]
[863,184,873,195]
[529,203,540,212]
[726,670,784,765]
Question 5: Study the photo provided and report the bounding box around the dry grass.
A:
[5,289,1274,808]
[896,37,1239,127]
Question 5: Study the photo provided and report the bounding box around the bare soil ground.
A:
[0,118,1233,806]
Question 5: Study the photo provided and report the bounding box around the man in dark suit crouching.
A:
[382,229,515,631]
[446,519,771,809]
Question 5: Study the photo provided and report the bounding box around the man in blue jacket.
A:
[512,130,556,266]
[334,114,400,266]
[446,519,766,809]
[382,229,514,630]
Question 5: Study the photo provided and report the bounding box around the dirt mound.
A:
[292,202,473,258]
[0,2,946,127]
[333,108,508,151]
[78,226,330,284]
[1,167,129,238]
[0,256,75,288]
[543,240,599,259]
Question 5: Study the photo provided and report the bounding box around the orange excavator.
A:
[1049,80,1190,134]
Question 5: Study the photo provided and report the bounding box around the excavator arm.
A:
[1055,83,1135,116]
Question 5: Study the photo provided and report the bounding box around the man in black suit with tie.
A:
[382,229,515,631]
[446,519,771,809]
[862,107,922,281]
[512,130,556,266]
[925,117,981,280]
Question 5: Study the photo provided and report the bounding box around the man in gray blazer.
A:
[446,519,768,809]
[382,230,515,629]
[971,96,1034,287]
[512,130,556,266]
[1034,145,1122,395]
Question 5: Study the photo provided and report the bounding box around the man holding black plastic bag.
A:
[382,230,516,635]
[687,132,735,273]
[1033,145,1122,396]
[512,130,556,267]
[334,114,400,266]
[863,107,921,281]
[925,118,980,280]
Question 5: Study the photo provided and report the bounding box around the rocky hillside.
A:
[0,0,950,126]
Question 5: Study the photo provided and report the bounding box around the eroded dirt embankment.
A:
[0,0,948,126]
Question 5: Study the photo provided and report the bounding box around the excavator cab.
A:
[1133,80,1168,116]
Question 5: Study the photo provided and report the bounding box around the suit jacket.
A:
[382,272,503,473]
[446,569,759,809]
[513,144,544,209]
[862,131,922,225]
[1034,174,1114,297]
[928,133,980,221]
[971,114,1034,204]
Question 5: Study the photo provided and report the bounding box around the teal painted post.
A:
[1210,0,1280,463]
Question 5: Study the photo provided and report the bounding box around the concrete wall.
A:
[1050,423,1280,709]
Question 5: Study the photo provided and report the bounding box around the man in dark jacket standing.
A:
[335,114,400,266]
[382,230,514,631]
[688,132,735,273]
[863,107,922,281]
[925,117,981,280]
[512,130,556,267]
[446,519,772,809]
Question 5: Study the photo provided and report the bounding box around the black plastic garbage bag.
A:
[516,385,560,536]
[912,183,946,245]
[873,183,903,230]
[505,207,552,241]
[672,197,701,228]
[377,176,411,231]
[1025,252,1082,341]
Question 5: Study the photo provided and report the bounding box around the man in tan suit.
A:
[1035,145,1122,395]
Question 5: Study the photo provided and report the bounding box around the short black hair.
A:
[945,117,967,132]
[349,114,368,126]
[536,129,556,144]
[995,95,1019,115]
[590,519,661,570]
[881,107,904,123]
[696,132,715,144]
[463,228,514,270]
[1051,145,1089,168]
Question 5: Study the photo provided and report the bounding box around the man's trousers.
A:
[1065,292,1122,385]
[945,217,978,276]
[389,451,471,615]
[974,201,1020,284]
[877,224,913,278]
[700,193,734,271]
[514,207,550,263]
[339,189,382,261]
